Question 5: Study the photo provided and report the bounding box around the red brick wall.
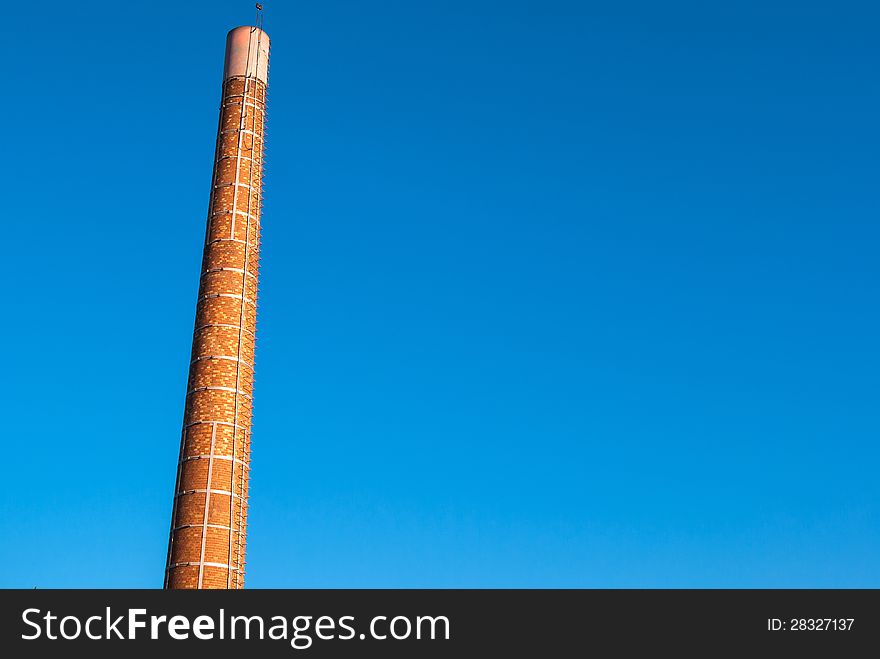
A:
[165,73,267,589]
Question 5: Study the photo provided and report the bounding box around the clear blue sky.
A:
[1,0,877,588]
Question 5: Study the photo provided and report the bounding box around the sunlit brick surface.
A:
[166,29,268,589]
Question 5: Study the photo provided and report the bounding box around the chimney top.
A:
[223,26,270,84]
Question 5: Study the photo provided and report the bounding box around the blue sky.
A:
[1,0,877,587]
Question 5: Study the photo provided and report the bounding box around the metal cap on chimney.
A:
[223,26,270,83]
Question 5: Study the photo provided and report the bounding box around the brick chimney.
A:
[165,25,270,589]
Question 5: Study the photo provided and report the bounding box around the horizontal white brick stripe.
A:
[185,420,249,430]
[193,322,256,337]
[191,354,254,368]
[187,385,253,400]
[201,266,259,281]
[210,209,261,222]
[205,237,261,247]
[174,523,242,533]
[197,292,257,307]
[176,488,247,501]
[182,454,249,468]
[166,561,242,573]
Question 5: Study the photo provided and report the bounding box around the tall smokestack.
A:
[165,24,270,589]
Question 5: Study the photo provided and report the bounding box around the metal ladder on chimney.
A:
[228,6,266,589]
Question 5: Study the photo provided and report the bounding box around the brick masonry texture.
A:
[165,72,267,590]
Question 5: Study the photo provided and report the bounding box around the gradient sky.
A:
[1,1,877,588]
